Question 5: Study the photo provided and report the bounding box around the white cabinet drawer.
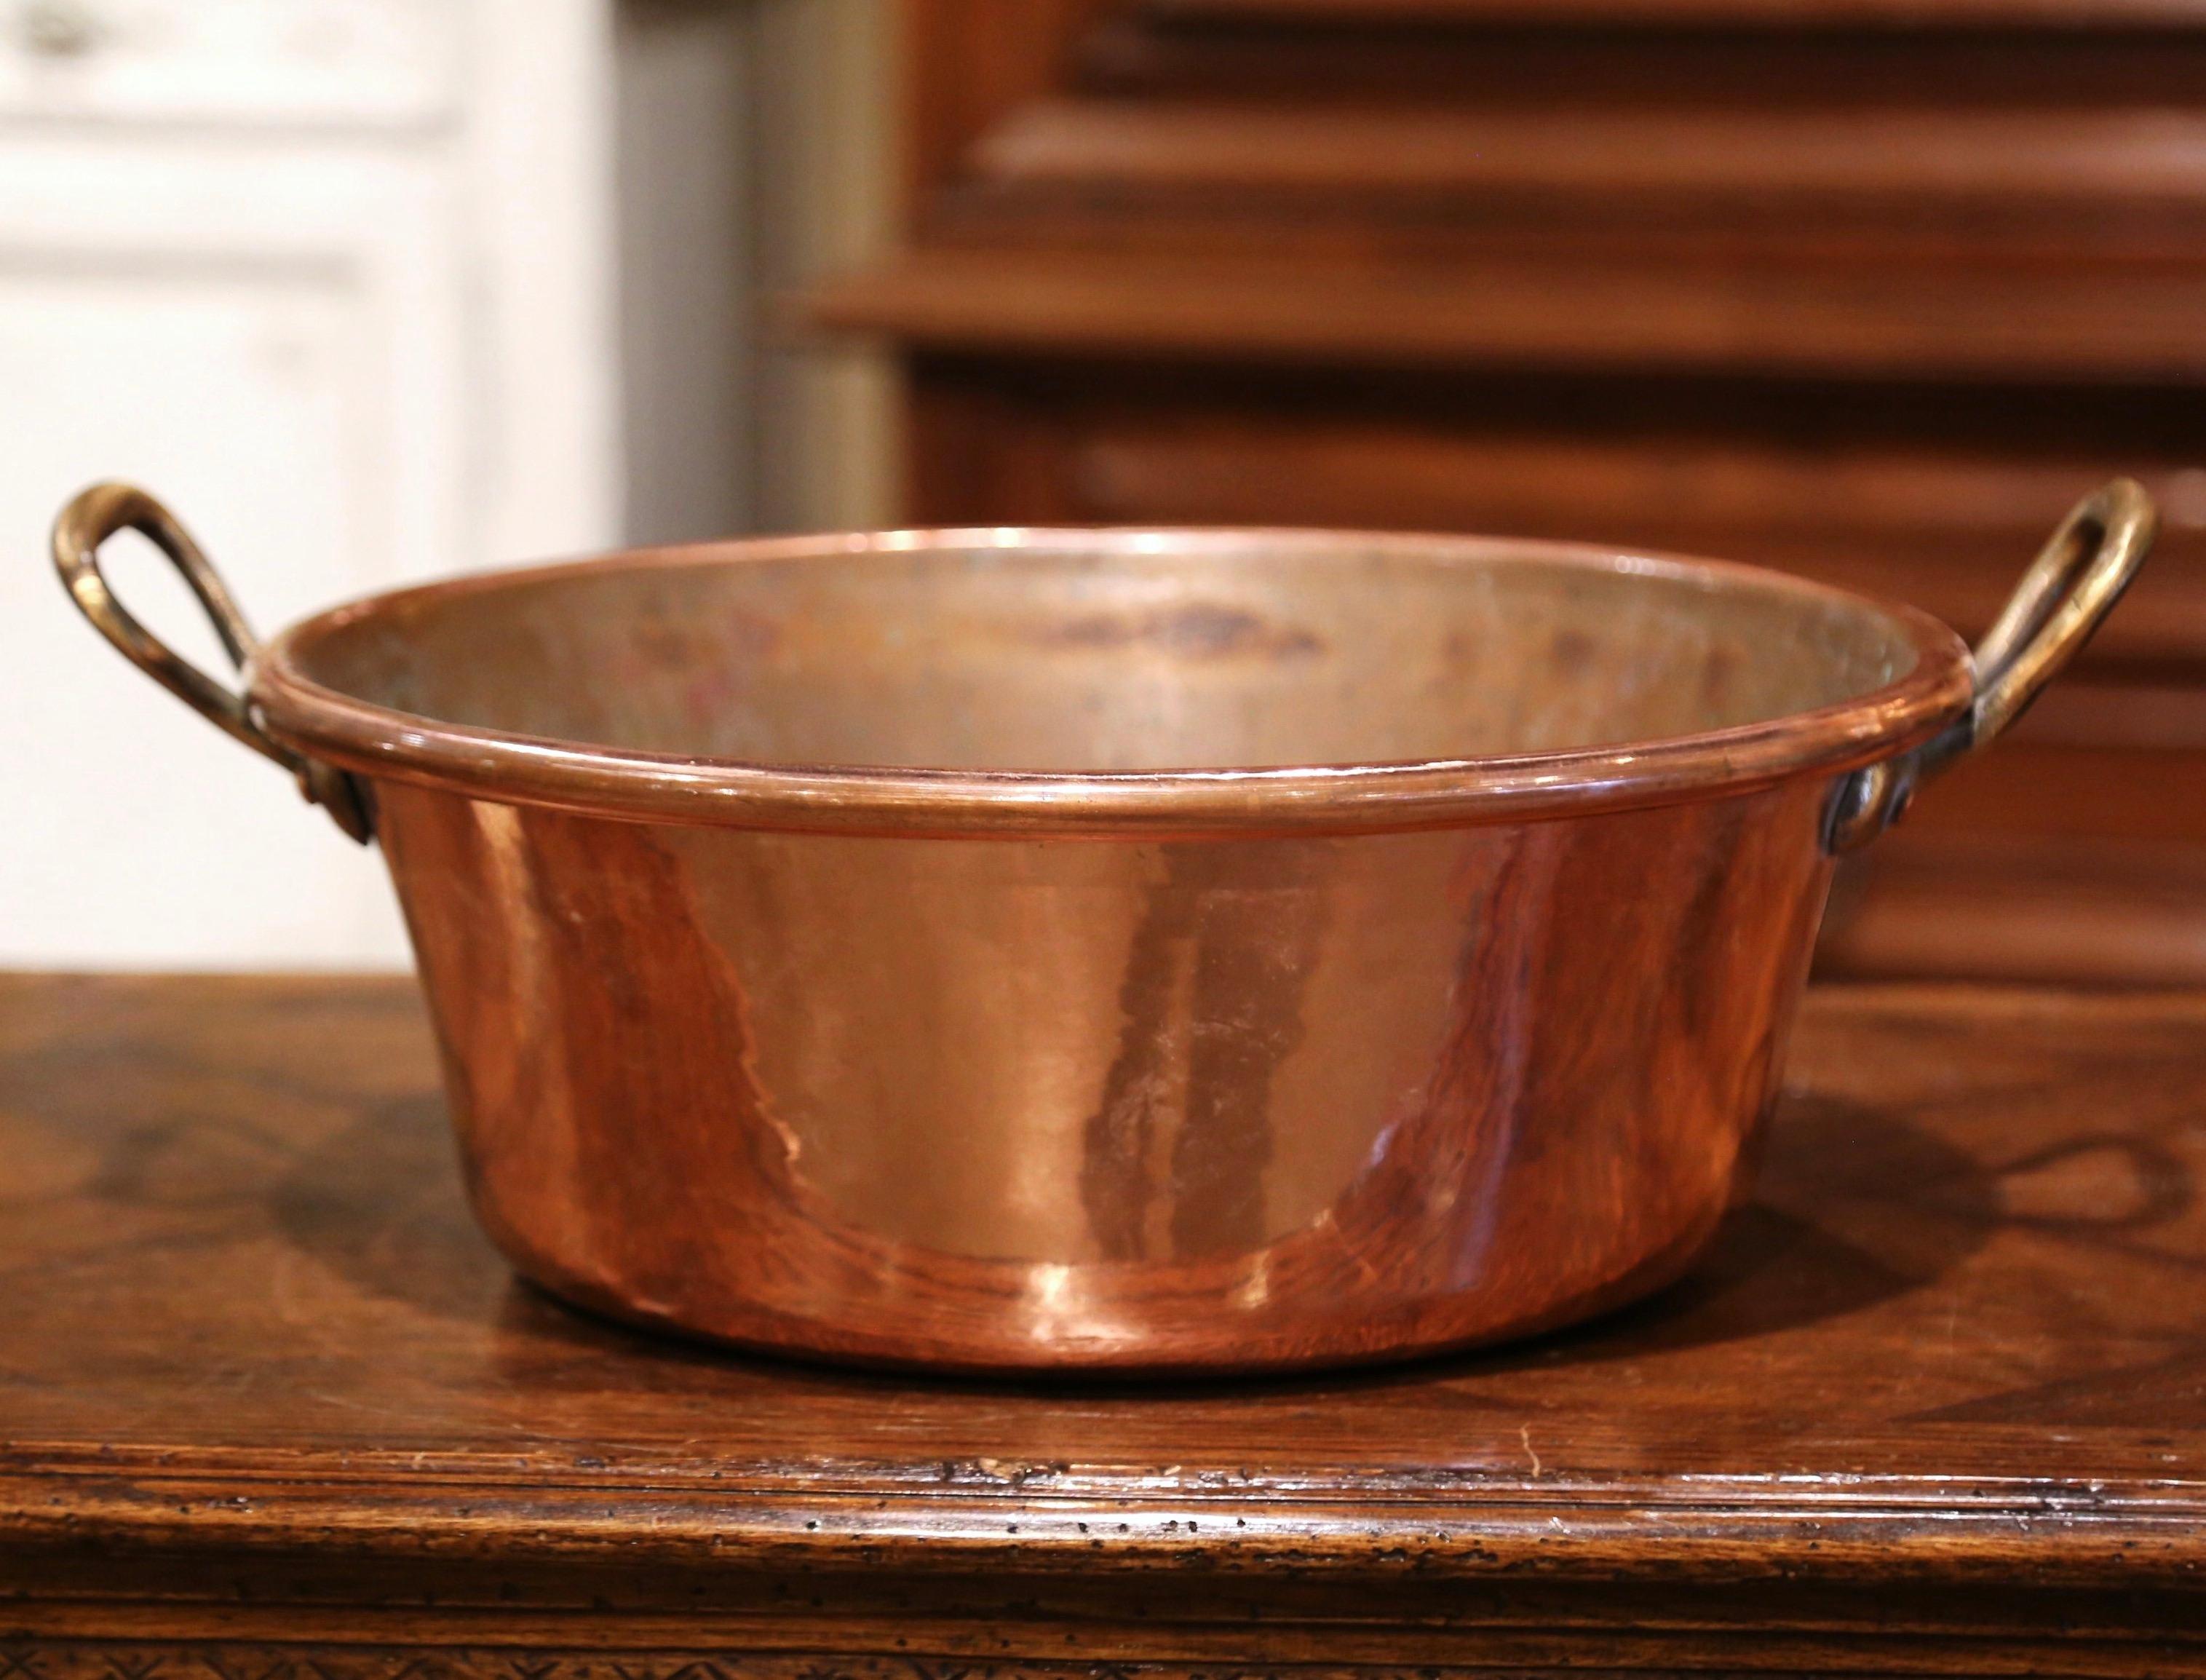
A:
[0,0,460,130]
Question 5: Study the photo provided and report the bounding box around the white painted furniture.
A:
[1,0,620,967]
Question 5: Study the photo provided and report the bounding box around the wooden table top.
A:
[4,973,2204,1676]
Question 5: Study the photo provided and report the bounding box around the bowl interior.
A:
[285,535,1926,772]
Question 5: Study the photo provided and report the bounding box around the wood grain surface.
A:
[1,973,2202,1673]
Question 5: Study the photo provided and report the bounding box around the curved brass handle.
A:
[52,481,374,843]
[1826,478,2158,853]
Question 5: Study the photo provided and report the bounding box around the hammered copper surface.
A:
[282,531,1954,1371]
[377,777,1829,1369]
[49,489,2154,1371]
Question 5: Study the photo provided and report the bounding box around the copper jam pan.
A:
[55,480,2156,1374]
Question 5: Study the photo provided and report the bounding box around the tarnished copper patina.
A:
[52,480,2154,1372]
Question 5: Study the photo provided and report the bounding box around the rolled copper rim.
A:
[250,526,1975,839]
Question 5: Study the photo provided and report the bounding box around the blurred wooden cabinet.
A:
[820,0,2206,984]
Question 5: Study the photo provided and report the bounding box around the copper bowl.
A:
[54,481,2154,1373]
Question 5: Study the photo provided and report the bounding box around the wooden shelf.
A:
[1822,830,2206,981]
[1150,0,2206,28]
[815,246,2206,382]
[977,99,2206,223]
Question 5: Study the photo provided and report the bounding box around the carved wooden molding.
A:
[0,1648,1468,1680]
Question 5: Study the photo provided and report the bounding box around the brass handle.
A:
[52,480,373,843]
[1826,478,2158,853]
